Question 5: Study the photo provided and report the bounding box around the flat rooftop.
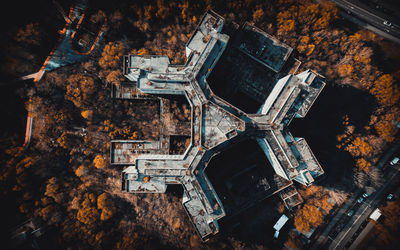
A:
[111,10,325,241]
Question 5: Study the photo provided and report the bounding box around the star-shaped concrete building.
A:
[110,10,325,240]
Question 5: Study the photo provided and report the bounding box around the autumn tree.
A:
[77,193,99,225]
[97,193,115,221]
[252,6,265,24]
[106,70,124,86]
[285,231,302,249]
[277,1,338,35]
[75,165,88,177]
[81,109,93,120]
[15,156,35,175]
[45,177,64,203]
[65,74,96,109]
[93,155,106,169]
[375,121,396,143]
[356,158,371,173]
[337,64,353,77]
[57,132,71,149]
[294,203,323,233]
[99,42,125,69]
[370,74,400,107]
[345,137,373,157]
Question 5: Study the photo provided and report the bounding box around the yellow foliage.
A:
[300,36,310,44]
[97,193,108,210]
[16,156,35,174]
[99,42,125,69]
[375,121,396,143]
[106,70,123,85]
[294,204,323,233]
[306,44,315,56]
[285,231,302,249]
[109,127,137,140]
[370,74,400,106]
[81,110,93,120]
[356,158,371,173]
[345,137,373,157]
[75,165,88,177]
[349,32,361,40]
[93,155,106,169]
[172,217,181,229]
[277,1,338,33]
[96,231,105,242]
[338,64,354,77]
[354,55,371,65]
[57,132,70,149]
[45,178,64,203]
[100,208,114,221]
[252,7,265,23]
[137,48,148,55]
[77,206,99,225]
[97,193,115,221]
[65,74,95,108]
[39,205,53,221]
[342,115,350,125]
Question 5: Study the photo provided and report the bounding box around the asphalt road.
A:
[348,221,374,250]
[329,166,400,249]
[311,140,400,249]
[331,0,400,43]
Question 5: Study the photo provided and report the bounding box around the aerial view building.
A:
[111,10,325,240]
[3,0,400,248]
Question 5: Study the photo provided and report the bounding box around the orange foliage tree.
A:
[356,158,371,173]
[345,137,373,157]
[294,203,323,233]
[370,74,400,107]
[99,42,125,69]
[77,193,99,225]
[277,1,338,35]
[97,193,115,221]
[375,121,396,143]
[337,64,354,77]
[93,155,106,169]
[65,74,96,109]
[45,177,64,203]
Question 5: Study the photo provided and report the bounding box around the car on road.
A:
[387,194,394,200]
[390,157,399,165]
[347,210,355,216]
[362,193,369,198]
[357,197,364,203]
[383,20,393,27]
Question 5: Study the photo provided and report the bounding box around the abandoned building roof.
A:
[237,22,293,73]
[112,9,325,241]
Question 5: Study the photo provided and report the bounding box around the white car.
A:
[390,157,399,165]
[383,20,393,27]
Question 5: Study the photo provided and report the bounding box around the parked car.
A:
[390,157,399,165]
[383,20,393,27]
[347,210,355,216]
[357,197,364,203]
[362,193,369,198]
[387,194,394,200]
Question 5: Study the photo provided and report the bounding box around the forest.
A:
[0,0,399,249]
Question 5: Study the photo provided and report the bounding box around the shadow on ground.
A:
[289,84,377,190]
